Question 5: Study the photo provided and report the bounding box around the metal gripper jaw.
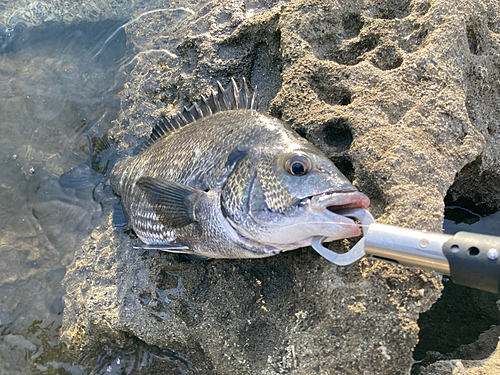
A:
[311,209,375,266]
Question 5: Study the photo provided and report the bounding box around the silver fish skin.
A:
[109,83,369,259]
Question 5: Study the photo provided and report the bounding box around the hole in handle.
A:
[468,246,479,256]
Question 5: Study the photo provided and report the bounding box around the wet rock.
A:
[418,325,500,375]
[62,0,500,373]
[63,209,441,373]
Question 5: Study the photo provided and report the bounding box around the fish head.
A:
[222,133,370,253]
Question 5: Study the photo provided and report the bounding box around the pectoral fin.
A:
[136,177,204,229]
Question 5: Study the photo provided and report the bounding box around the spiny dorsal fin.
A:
[142,78,258,150]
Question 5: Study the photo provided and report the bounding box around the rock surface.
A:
[61,0,500,373]
[418,324,500,374]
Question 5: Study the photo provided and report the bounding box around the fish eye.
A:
[284,155,311,176]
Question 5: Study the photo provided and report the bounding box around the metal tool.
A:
[311,209,500,293]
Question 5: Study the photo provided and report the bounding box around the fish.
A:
[62,78,370,259]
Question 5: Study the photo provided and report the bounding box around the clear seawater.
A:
[0,13,144,375]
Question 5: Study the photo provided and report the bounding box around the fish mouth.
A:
[306,190,370,242]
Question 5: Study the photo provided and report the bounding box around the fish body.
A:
[107,79,370,259]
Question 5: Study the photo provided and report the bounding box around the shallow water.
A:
[0,15,130,375]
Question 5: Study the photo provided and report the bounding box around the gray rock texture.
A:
[61,0,500,373]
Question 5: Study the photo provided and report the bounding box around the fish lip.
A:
[305,190,370,212]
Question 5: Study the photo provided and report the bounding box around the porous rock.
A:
[62,0,500,373]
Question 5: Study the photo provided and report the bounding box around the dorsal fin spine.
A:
[188,103,202,121]
[158,118,169,134]
[178,113,188,126]
[229,77,240,109]
[210,91,220,113]
[168,118,178,130]
[152,128,161,140]
[193,102,203,117]
[240,78,250,109]
[250,88,258,110]
[199,96,212,116]
[216,82,229,111]
[166,119,175,132]
[174,114,186,127]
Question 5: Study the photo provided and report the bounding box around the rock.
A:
[61,0,500,373]
[418,325,500,375]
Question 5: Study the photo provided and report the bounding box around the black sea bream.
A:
[104,79,369,258]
